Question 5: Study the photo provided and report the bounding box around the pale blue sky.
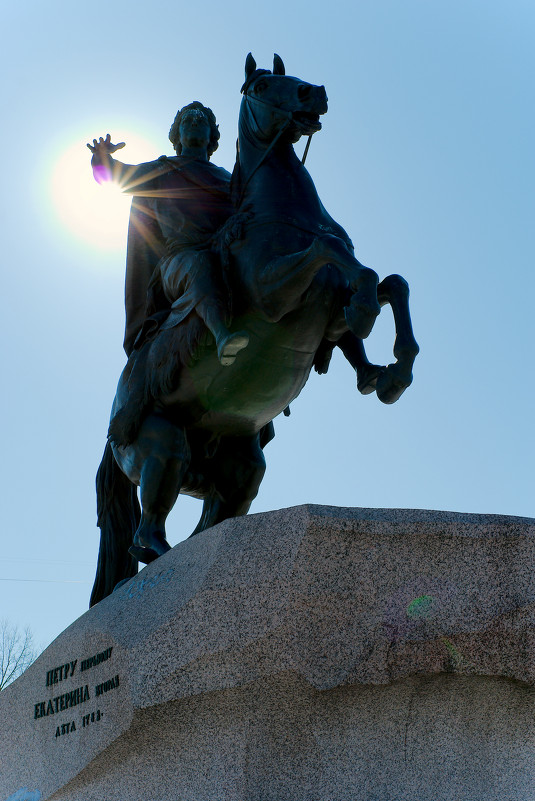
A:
[2,0,533,651]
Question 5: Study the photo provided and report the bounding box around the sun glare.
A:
[50,132,159,252]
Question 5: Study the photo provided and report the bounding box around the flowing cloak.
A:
[97,155,233,355]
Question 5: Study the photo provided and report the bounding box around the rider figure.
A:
[88,102,248,366]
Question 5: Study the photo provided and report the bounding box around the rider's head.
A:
[169,102,220,158]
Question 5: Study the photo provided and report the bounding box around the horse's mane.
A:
[230,148,242,209]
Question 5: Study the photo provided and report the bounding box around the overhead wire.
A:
[0,578,91,584]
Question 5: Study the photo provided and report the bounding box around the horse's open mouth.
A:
[292,112,323,134]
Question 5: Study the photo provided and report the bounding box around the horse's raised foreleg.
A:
[336,332,384,395]
[372,274,419,404]
[189,433,266,537]
[335,275,418,403]
[113,413,191,564]
[256,235,380,339]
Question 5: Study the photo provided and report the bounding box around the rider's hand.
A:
[86,133,126,155]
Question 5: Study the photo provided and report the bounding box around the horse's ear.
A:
[245,53,257,79]
[273,53,285,75]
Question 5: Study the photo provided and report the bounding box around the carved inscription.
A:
[56,709,105,738]
[82,709,102,728]
[55,720,76,738]
[34,685,90,719]
[46,660,77,687]
[95,674,119,696]
[34,645,120,740]
[80,647,113,672]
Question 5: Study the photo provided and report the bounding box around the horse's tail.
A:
[90,440,140,607]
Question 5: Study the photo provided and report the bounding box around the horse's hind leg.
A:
[189,434,266,537]
[113,413,191,564]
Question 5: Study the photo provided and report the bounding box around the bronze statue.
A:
[88,102,248,364]
[89,54,419,606]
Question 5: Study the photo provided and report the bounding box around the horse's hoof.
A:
[376,364,413,404]
[129,531,171,565]
[357,364,383,395]
[128,545,161,564]
[217,331,249,366]
[345,300,380,340]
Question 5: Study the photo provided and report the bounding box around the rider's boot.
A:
[216,330,250,366]
[202,305,249,366]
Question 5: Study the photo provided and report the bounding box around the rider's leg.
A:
[128,414,191,563]
[199,300,249,366]
[172,250,249,366]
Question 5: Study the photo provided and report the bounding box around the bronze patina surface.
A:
[88,55,419,605]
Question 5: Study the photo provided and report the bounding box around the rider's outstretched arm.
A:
[87,134,127,184]
[86,134,162,193]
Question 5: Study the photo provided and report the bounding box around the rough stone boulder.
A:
[1,506,534,800]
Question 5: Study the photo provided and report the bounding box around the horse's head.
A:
[240,53,328,145]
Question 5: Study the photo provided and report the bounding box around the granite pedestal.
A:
[1,505,534,800]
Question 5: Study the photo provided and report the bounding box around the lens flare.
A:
[406,594,435,619]
[49,132,158,252]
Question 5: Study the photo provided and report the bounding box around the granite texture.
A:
[1,505,534,800]
[49,674,535,801]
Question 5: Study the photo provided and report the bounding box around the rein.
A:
[301,135,312,165]
[238,214,347,243]
[236,96,292,207]
[244,92,314,164]
[236,89,314,206]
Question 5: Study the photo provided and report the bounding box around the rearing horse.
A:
[90,54,418,606]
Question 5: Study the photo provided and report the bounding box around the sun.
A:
[50,132,159,252]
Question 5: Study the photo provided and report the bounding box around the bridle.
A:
[242,87,313,164]
[236,78,314,205]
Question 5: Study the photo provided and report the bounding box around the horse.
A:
[90,53,419,606]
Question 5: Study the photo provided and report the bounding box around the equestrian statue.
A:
[87,53,419,606]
